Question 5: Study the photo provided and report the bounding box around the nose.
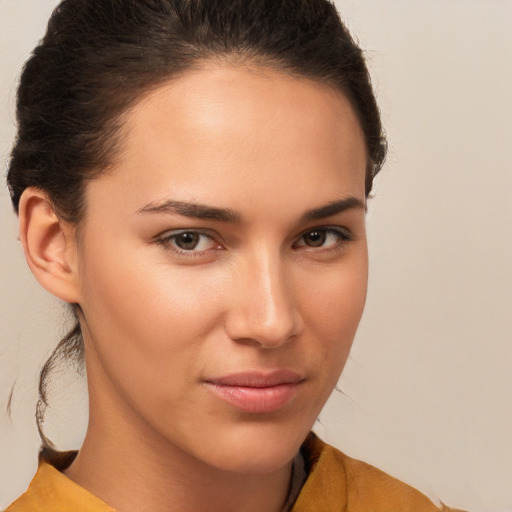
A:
[224,251,303,348]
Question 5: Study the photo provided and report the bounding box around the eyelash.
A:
[293,227,352,251]
[156,227,352,257]
[156,230,222,256]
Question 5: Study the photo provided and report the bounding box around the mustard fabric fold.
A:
[6,460,115,512]
[291,434,463,511]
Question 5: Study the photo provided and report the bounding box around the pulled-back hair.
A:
[6,0,387,451]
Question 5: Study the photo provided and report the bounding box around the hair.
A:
[6,0,387,451]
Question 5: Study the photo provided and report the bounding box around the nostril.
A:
[225,301,302,348]
[224,258,303,347]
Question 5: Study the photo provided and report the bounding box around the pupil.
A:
[176,232,199,250]
[306,231,325,247]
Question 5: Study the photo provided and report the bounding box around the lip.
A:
[205,370,304,414]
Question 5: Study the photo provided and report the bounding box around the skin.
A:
[20,64,368,512]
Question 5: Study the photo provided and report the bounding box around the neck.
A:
[65,433,293,512]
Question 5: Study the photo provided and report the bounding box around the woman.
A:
[5,1,462,510]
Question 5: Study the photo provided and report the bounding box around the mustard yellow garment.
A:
[6,433,463,512]
[292,434,463,511]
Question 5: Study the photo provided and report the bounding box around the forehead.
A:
[88,64,367,218]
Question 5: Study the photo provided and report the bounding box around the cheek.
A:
[80,242,223,351]
[78,248,227,420]
[300,251,368,368]
[76,243,229,412]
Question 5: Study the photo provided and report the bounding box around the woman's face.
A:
[76,64,368,474]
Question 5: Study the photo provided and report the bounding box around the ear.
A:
[18,188,81,303]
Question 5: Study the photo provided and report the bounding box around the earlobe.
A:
[18,188,81,304]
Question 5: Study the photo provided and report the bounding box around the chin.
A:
[212,445,297,475]
[192,418,312,475]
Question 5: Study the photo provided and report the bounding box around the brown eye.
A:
[294,228,351,250]
[175,232,200,250]
[158,230,220,254]
[303,230,326,247]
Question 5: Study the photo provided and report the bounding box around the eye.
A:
[158,230,221,254]
[294,228,351,250]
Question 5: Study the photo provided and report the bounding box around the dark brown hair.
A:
[6,0,387,450]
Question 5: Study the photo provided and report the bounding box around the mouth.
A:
[204,370,304,414]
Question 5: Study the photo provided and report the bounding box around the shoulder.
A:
[291,433,464,512]
[4,494,34,512]
[4,450,114,512]
[342,452,456,512]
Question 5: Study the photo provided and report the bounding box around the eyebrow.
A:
[137,196,365,224]
[299,196,366,223]
[138,199,241,223]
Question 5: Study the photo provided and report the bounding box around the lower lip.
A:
[206,382,300,413]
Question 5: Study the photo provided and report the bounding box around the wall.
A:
[1,1,511,510]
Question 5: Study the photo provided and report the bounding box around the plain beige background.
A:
[1,1,511,510]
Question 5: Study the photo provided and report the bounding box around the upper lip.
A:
[206,370,304,388]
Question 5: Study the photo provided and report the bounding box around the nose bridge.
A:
[227,245,301,347]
